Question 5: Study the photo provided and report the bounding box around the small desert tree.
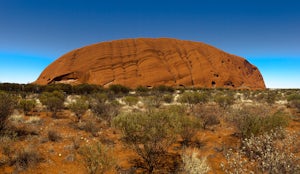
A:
[113,110,180,173]
[193,104,221,130]
[0,91,16,132]
[39,90,65,118]
[68,97,89,122]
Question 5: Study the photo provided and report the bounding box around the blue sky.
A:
[0,0,299,88]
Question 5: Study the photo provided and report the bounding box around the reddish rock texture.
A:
[35,38,265,89]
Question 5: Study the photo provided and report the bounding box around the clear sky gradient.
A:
[0,0,299,88]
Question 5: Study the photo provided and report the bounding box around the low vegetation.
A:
[0,83,299,173]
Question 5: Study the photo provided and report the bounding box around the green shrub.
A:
[214,94,234,109]
[287,93,300,111]
[123,96,139,106]
[178,115,202,146]
[113,110,180,173]
[178,92,209,105]
[68,97,89,122]
[91,93,109,103]
[287,93,300,101]
[79,143,116,174]
[39,90,65,118]
[19,99,36,115]
[231,106,289,138]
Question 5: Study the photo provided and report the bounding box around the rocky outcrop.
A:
[35,38,265,89]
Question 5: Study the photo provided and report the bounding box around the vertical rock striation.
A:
[35,38,265,89]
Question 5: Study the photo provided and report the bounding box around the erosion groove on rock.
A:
[35,38,265,89]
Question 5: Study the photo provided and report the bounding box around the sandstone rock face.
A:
[35,38,265,89]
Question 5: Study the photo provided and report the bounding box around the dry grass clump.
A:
[12,147,44,171]
[181,148,210,174]
[79,142,116,174]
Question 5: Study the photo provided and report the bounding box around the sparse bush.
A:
[47,130,61,142]
[178,92,209,106]
[91,101,119,125]
[231,106,289,138]
[177,115,202,146]
[287,93,300,112]
[77,120,100,136]
[79,142,116,174]
[19,99,36,115]
[143,95,163,108]
[68,97,89,122]
[13,147,43,171]
[181,149,210,174]
[193,104,221,130]
[39,90,65,118]
[214,94,234,109]
[113,110,180,173]
[221,129,300,173]
[287,93,300,101]
[123,96,139,106]
[0,91,16,132]
[166,105,201,146]
[92,93,109,103]
[162,94,173,103]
